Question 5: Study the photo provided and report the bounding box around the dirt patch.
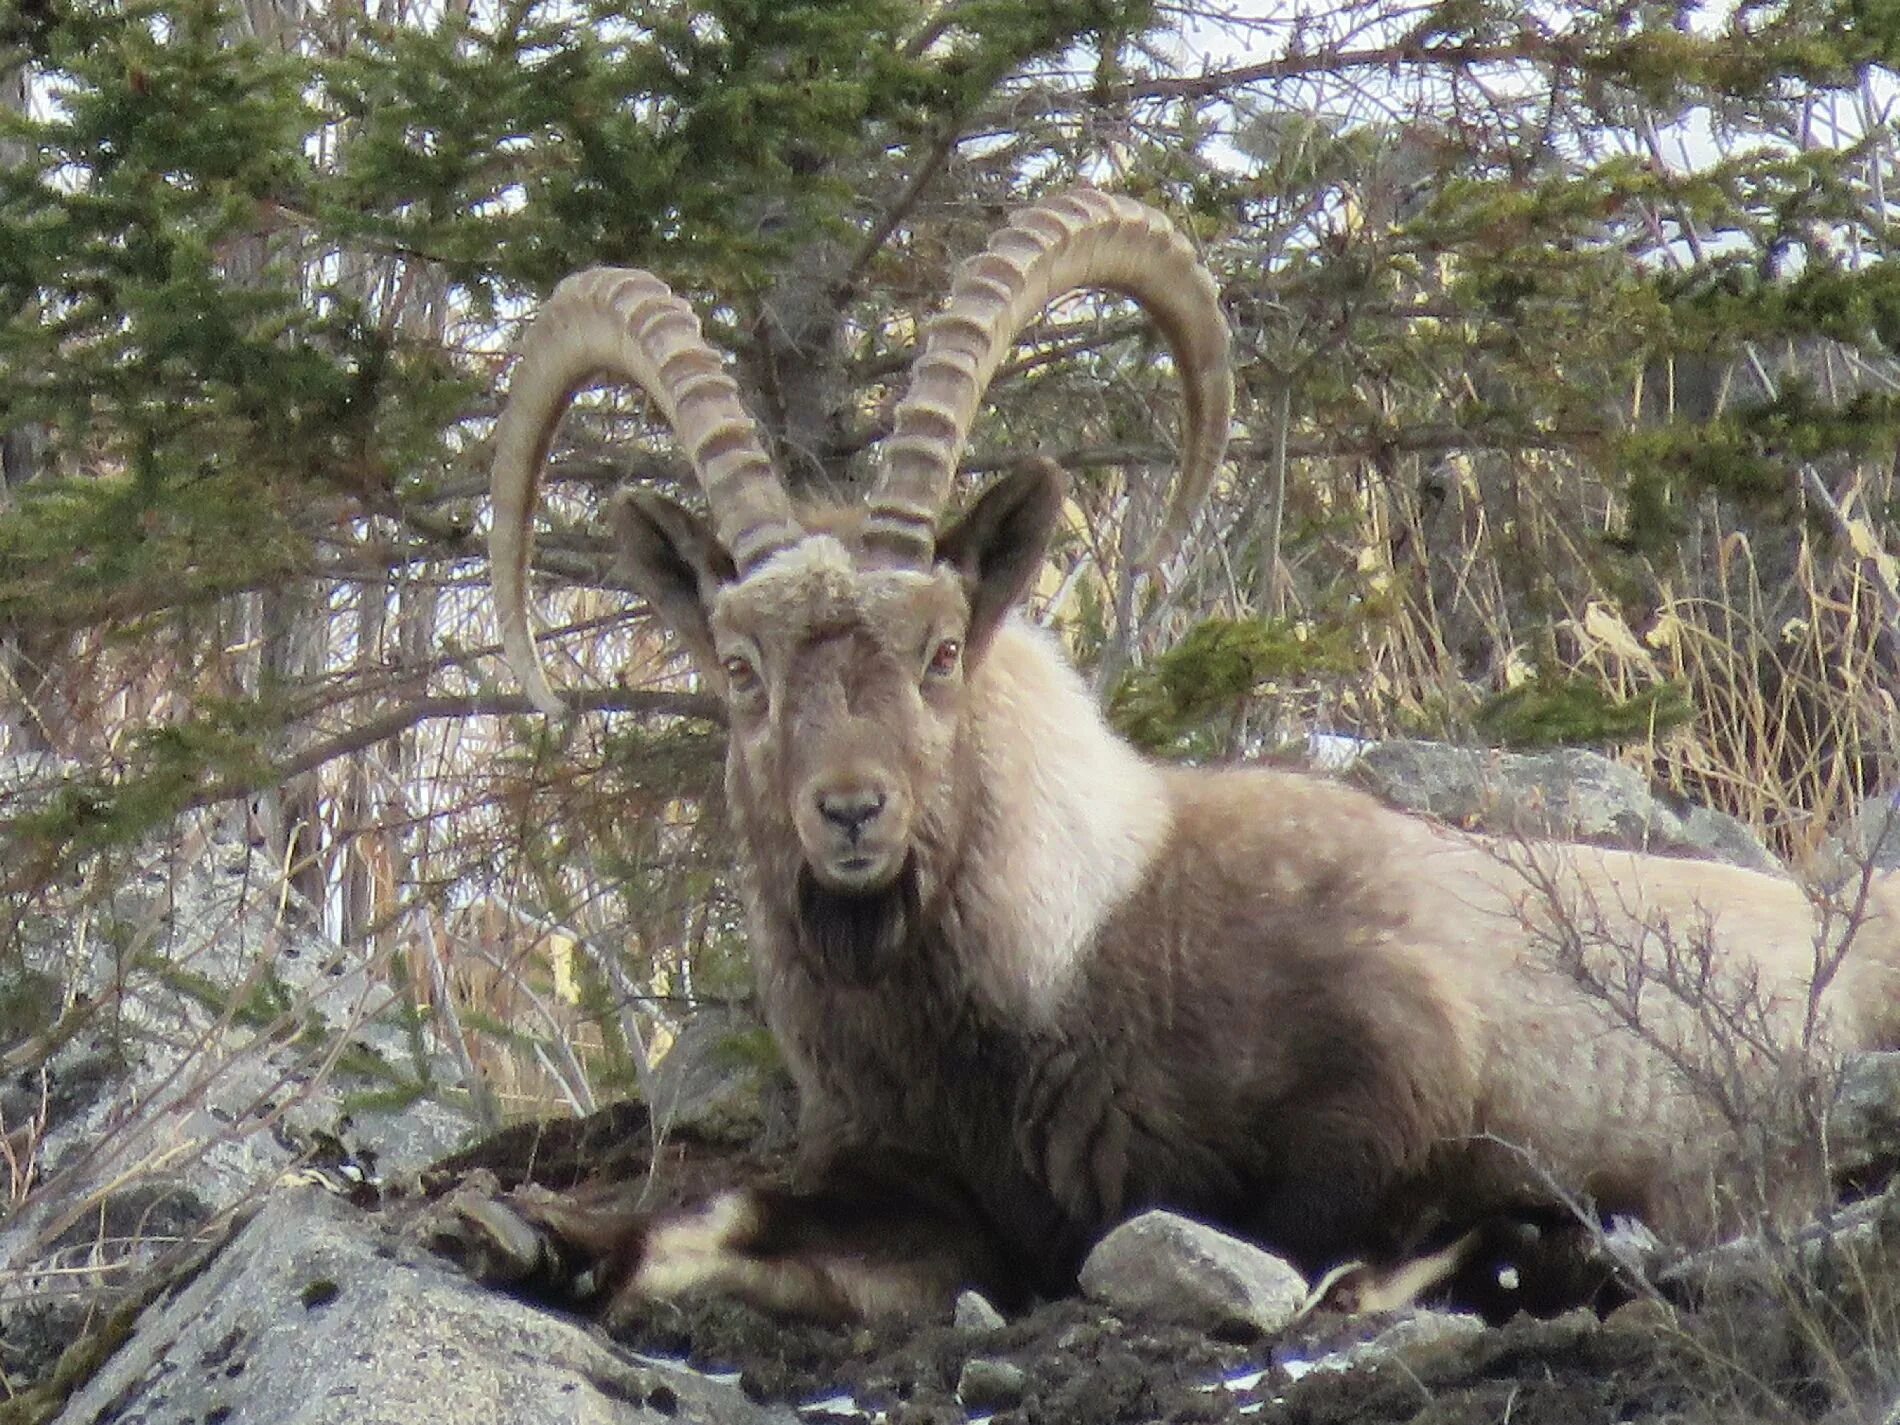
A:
[614,1292,1265,1421]
[605,1295,1256,1424]
[419,1100,673,1193]
[1259,1309,1718,1425]
[592,1289,1840,1425]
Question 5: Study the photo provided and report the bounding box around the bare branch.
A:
[1098,38,1577,107]
[842,128,965,296]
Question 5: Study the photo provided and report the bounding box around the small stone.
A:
[448,1193,554,1285]
[1079,1210,1309,1337]
[956,1357,1027,1411]
[1367,1308,1490,1375]
[953,1289,1006,1332]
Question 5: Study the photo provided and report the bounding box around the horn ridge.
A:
[488,267,800,715]
[868,188,1234,570]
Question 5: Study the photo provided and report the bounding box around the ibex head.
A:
[489,190,1232,900]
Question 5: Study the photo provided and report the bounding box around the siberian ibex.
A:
[481,189,1900,1322]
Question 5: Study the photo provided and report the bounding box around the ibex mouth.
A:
[814,849,903,894]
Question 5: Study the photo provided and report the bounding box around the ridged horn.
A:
[489,268,801,716]
[865,189,1234,569]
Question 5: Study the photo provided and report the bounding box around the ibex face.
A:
[715,542,958,896]
[608,467,1064,897]
[488,186,1231,894]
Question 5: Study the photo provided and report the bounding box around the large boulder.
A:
[1,827,480,1399]
[48,1187,784,1425]
[1348,740,1779,873]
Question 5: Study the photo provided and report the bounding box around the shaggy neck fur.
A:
[948,616,1172,1020]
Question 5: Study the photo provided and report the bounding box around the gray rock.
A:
[51,1186,785,1425]
[1829,1051,1900,1179]
[1844,791,1900,873]
[1674,803,1780,874]
[0,751,79,817]
[1,826,480,1327]
[1860,789,1900,855]
[1359,1308,1492,1369]
[1079,1209,1308,1337]
[1352,740,1779,873]
[955,1358,1027,1411]
[953,1288,1006,1332]
[1659,1178,1900,1303]
[1276,1308,1490,1386]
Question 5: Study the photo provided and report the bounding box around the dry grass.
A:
[1164,436,1900,860]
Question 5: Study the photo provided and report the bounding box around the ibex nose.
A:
[817,788,887,841]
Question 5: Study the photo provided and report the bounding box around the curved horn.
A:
[490,268,801,715]
[865,189,1233,569]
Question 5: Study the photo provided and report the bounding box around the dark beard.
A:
[795,856,922,982]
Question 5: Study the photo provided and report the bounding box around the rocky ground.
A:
[422,1099,1900,1425]
[15,1047,1900,1425]
[20,1133,1900,1425]
[589,1291,1850,1425]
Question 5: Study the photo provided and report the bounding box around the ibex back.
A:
[484,189,1900,1323]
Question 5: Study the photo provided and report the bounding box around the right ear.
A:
[934,457,1067,658]
[609,490,735,677]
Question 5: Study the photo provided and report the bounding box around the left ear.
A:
[608,489,735,677]
[933,457,1067,658]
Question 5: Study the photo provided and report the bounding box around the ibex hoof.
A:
[451,1196,561,1285]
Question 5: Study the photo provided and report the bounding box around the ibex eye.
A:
[722,655,761,692]
[926,639,962,678]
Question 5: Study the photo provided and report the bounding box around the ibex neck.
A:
[955,618,1172,1020]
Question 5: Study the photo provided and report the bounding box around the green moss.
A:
[704,1024,784,1074]
[338,1082,431,1116]
[1473,673,1695,749]
[0,967,64,1054]
[136,952,299,1034]
[298,1277,341,1309]
[1109,616,1358,755]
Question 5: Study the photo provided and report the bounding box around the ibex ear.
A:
[609,489,735,676]
[934,457,1067,658]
